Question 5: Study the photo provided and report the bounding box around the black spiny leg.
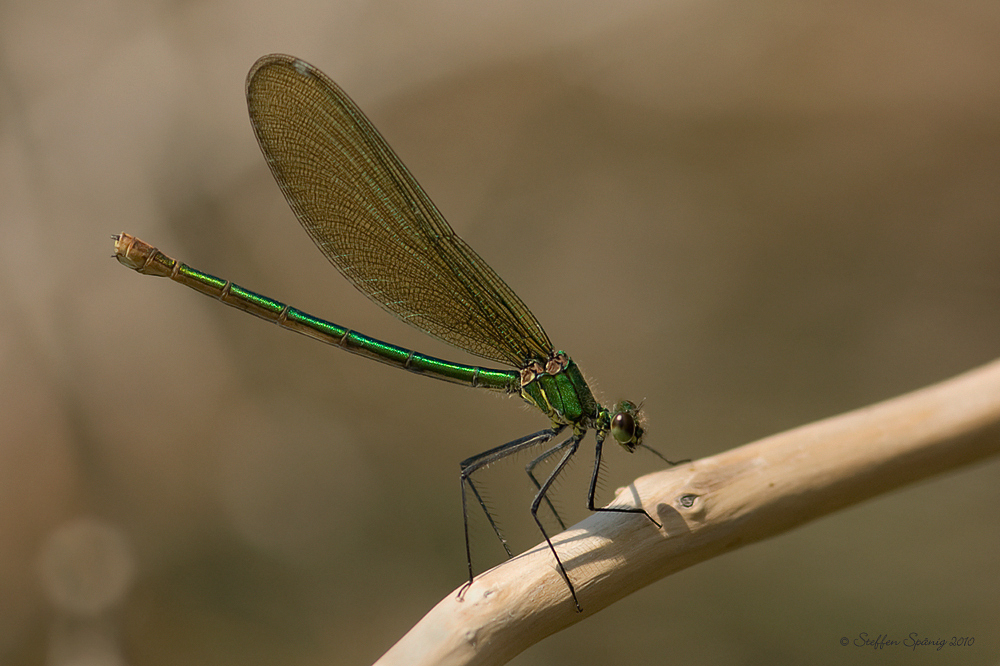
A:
[586,433,662,528]
[458,427,563,599]
[525,443,571,531]
[527,432,584,612]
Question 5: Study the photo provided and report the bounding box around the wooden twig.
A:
[374,358,1000,666]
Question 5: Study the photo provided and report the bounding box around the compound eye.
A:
[610,411,636,444]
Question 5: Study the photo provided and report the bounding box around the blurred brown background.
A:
[2,1,999,665]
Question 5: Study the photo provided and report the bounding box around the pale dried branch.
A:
[375,358,1000,666]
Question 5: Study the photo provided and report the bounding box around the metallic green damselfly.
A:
[114,54,681,611]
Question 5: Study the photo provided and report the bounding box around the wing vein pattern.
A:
[246,54,552,367]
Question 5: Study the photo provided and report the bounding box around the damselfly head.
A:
[610,400,645,451]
